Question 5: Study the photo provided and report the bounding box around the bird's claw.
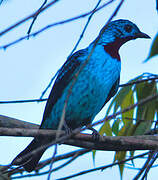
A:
[87,126,101,141]
[64,121,72,135]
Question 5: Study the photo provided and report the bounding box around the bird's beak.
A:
[136,32,151,39]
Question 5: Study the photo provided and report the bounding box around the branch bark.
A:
[0,115,38,129]
[1,115,158,151]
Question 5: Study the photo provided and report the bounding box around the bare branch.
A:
[47,144,58,180]
[40,70,59,99]
[0,115,38,129]
[37,149,90,169]
[1,127,158,151]
[133,151,155,180]
[0,98,47,104]
[0,74,157,105]
[0,0,115,50]
[0,0,59,37]
[68,0,102,56]
[57,152,149,180]
[141,152,158,180]
[9,149,90,177]
[120,76,158,87]
[12,153,80,179]
[27,0,48,38]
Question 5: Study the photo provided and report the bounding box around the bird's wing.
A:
[40,49,87,126]
[101,77,120,108]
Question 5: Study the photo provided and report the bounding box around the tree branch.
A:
[0,93,158,152]
[1,127,158,151]
[0,115,38,129]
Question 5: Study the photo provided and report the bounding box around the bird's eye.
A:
[124,25,132,33]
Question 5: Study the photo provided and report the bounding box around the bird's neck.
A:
[103,39,124,61]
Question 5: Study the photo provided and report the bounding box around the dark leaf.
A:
[144,32,158,62]
[134,81,157,135]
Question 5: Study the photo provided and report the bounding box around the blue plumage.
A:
[42,45,121,129]
[12,19,150,172]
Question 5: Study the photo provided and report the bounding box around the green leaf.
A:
[106,74,144,116]
[112,118,121,135]
[134,81,157,135]
[121,89,134,126]
[114,151,126,179]
[144,32,158,62]
[99,121,112,136]
[106,85,132,116]
[92,150,96,166]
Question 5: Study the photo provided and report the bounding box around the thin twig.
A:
[12,151,82,179]
[9,149,90,176]
[141,152,158,180]
[27,0,48,38]
[124,117,157,123]
[0,0,115,49]
[47,144,58,180]
[68,0,102,56]
[0,0,59,37]
[36,149,90,171]
[0,98,47,104]
[0,75,157,104]
[40,70,59,99]
[120,76,158,87]
[90,93,158,131]
[56,152,149,180]
[133,151,154,180]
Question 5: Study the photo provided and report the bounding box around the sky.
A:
[0,0,158,179]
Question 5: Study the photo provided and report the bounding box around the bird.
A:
[11,19,150,172]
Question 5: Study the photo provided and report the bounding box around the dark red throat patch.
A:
[103,44,121,61]
[103,37,132,61]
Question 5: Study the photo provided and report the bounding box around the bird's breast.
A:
[66,48,120,122]
[45,47,121,129]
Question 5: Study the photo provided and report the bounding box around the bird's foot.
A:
[63,121,72,135]
[87,125,100,141]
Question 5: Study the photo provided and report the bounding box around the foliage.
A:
[93,71,158,178]
[144,33,158,62]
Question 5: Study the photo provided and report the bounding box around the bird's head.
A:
[97,19,150,49]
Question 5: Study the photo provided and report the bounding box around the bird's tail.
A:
[11,138,49,172]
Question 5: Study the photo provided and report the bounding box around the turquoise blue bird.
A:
[12,19,150,172]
